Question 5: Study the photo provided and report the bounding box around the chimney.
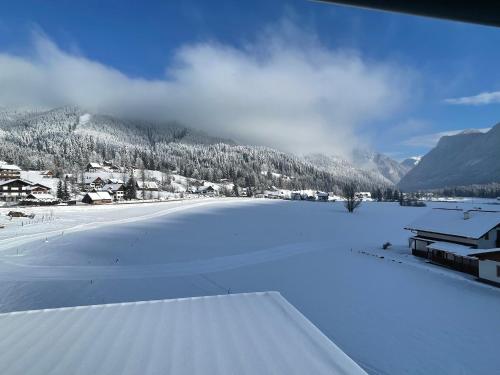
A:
[463,211,470,220]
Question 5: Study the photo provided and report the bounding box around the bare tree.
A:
[342,182,362,213]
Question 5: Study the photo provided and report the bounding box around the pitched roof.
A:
[0,178,33,186]
[0,292,366,375]
[87,162,102,168]
[85,191,112,201]
[102,183,124,191]
[136,180,158,189]
[405,209,500,239]
[26,193,57,200]
[0,164,21,171]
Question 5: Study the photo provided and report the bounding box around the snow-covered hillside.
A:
[0,106,391,192]
[0,199,499,374]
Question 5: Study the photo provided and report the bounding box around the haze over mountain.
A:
[398,125,500,191]
[400,156,421,170]
[0,106,400,191]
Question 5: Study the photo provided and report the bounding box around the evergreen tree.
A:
[56,180,63,199]
[233,183,240,197]
[125,172,137,200]
[63,180,70,200]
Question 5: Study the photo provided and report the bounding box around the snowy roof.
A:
[405,209,500,239]
[468,248,500,256]
[26,193,57,200]
[87,162,102,168]
[85,191,112,201]
[426,241,475,257]
[102,183,124,191]
[0,164,21,171]
[0,292,366,375]
[136,180,159,189]
[0,178,33,186]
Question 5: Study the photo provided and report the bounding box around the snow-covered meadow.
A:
[0,198,499,374]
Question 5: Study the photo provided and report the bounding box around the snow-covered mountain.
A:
[303,153,393,187]
[350,149,411,184]
[398,124,500,191]
[0,106,391,191]
[400,156,421,170]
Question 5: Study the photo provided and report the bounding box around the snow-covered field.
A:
[0,199,499,374]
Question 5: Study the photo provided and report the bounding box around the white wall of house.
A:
[478,260,500,285]
[477,227,500,248]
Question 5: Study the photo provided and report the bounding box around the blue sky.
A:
[1,0,500,159]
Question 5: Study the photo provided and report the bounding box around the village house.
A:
[0,179,32,202]
[102,183,125,201]
[30,183,51,195]
[84,176,106,191]
[86,162,104,173]
[136,180,159,191]
[0,164,21,180]
[405,208,500,276]
[290,192,301,200]
[471,249,500,286]
[82,191,113,205]
[316,191,329,202]
[196,185,217,196]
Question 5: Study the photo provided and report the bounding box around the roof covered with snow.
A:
[85,191,112,201]
[426,241,475,257]
[0,178,33,186]
[136,180,159,189]
[26,193,57,200]
[0,164,21,171]
[406,209,500,239]
[0,292,366,375]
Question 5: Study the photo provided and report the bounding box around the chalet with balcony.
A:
[0,179,32,202]
[405,208,500,276]
[0,164,21,180]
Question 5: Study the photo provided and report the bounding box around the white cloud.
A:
[445,91,500,105]
[402,128,491,148]
[0,22,413,155]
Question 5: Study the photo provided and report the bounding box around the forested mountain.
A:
[398,125,500,191]
[0,106,393,191]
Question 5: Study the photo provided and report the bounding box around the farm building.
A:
[82,191,113,205]
[0,292,367,375]
[405,208,500,276]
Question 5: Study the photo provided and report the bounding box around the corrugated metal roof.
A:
[405,209,500,239]
[0,292,366,375]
